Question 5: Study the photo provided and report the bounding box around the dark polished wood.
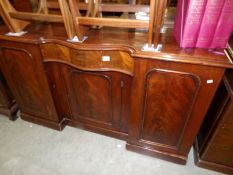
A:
[194,72,233,175]
[0,23,232,164]
[41,43,134,76]
[0,71,18,120]
[127,58,225,164]
[45,59,132,139]
[141,69,200,146]
[10,0,32,12]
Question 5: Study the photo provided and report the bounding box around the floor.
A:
[0,115,224,175]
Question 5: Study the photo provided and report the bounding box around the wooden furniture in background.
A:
[67,0,167,46]
[194,71,233,175]
[194,37,233,174]
[0,71,18,120]
[0,0,171,47]
[0,0,76,40]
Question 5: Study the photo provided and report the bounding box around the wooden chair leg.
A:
[153,0,167,46]
[147,0,156,47]
[37,0,49,14]
[0,0,29,33]
[68,0,90,40]
[58,0,76,40]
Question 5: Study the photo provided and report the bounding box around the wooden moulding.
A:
[20,112,67,131]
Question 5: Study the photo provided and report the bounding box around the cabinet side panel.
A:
[0,46,58,122]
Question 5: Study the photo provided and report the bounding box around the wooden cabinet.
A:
[0,71,18,120]
[42,44,133,139]
[194,72,233,174]
[0,41,63,130]
[127,58,225,164]
[0,24,231,165]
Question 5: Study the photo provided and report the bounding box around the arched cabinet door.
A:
[0,41,60,129]
[139,69,200,148]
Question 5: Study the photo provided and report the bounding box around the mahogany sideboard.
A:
[0,23,232,164]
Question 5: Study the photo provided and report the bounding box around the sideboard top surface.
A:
[0,23,232,69]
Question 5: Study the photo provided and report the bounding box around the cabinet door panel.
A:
[140,69,200,148]
[69,70,113,126]
[0,47,58,121]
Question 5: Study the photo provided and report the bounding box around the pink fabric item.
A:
[210,0,233,49]
[174,0,207,48]
[196,0,225,48]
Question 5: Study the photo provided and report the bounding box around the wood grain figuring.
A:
[1,48,51,117]
[44,61,132,137]
[46,62,131,133]
[41,43,134,76]
[69,71,113,126]
[140,69,200,148]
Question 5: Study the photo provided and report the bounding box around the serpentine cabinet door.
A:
[0,41,60,129]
